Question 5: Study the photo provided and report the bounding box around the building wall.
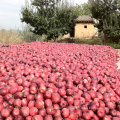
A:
[75,23,98,39]
[61,33,70,39]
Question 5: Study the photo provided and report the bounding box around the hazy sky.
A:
[0,0,88,30]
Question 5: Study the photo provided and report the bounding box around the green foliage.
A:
[21,0,78,41]
[89,0,120,43]
[74,3,92,16]
[103,27,120,43]
[106,42,120,49]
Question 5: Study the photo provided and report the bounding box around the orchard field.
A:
[0,41,120,120]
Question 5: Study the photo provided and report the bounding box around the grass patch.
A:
[57,37,120,49]
[57,38,103,45]
[74,38,103,45]
[0,28,43,45]
[0,29,24,45]
[105,43,120,49]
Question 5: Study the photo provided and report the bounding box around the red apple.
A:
[0,104,4,112]
[54,116,62,120]
[83,112,91,120]
[68,112,76,120]
[59,89,66,96]
[35,99,44,109]
[46,106,55,115]
[1,108,10,118]
[30,107,38,116]
[66,96,74,105]
[28,101,35,108]
[32,115,43,120]
[62,108,69,118]
[45,99,52,107]
[44,115,53,120]
[0,88,8,96]
[97,108,105,118]
[14,99,22,107]
[20,106,29,117]
[12,108,20,116]
[52,93,61,103]
[38,108,46,117]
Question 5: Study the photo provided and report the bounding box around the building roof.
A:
[76,15,94,23]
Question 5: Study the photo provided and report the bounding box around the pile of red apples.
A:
[0,41,120,120]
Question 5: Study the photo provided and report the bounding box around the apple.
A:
[26,116,32,120]
[44,115,53,120]
[27,94,35,101]
[62,108,69,118]
[0,88,8,96]
[83,112,91,120]
[45,99,52,107]
[46,106,55,115]
[52,93,61,103]
[97,108,105,118]
[83,92,91,102]
[68,112,76,120]
[54,116,63,120]
[38,108,46,117]
[110,109,117,117]
[60,100,68,108]
[14,99,22,107]
[32,115,43,120]
[106,102,116,109]
[21,98,28,106]
[103,115,111,120]
[44,91,52,99]
[4,93,12,101]
[53,109,61,117]
[35,93,43,100]
[66,89,74,96]
[59,89,66,96]
[0,104,4,112]
[89,102,97,112]
[35,99,44,109]
[1,108,10,118]
[0,97,3,104]
[74,100,81,109]
[66,96,74,105]
[20,106,30,117]
[30,107,38,116]
[12,108,20,116]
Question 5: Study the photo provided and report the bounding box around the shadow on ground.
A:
[57,38,102,45]
[57,38,75,43]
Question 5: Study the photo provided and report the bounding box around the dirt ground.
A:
[117,49,120,54]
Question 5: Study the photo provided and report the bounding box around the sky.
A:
[0,0,88,30]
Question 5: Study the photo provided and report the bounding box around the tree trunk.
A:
[54,38,56,42]
[103,33,107,45]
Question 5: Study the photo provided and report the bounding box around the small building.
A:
[73,15,98,39]
[62,15,98,39]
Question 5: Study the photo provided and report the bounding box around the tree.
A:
[74,3,91,16]
[21,0,79,41]
[89,0,120,43]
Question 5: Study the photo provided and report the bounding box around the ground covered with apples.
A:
[0,41,120,120]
